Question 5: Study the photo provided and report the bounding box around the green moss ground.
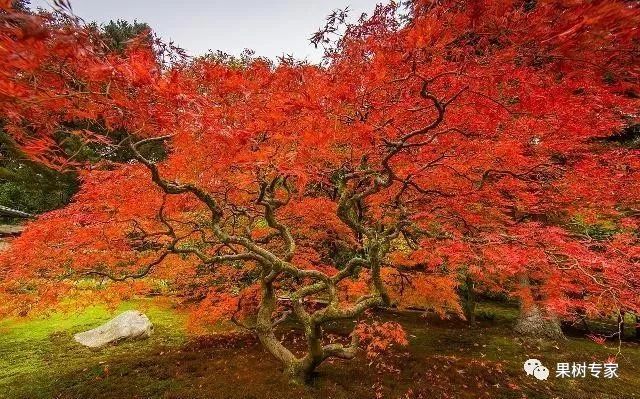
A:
[0,299,187,398]
[1,299,639,399]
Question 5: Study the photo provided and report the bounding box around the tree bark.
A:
[283,361,311,385]
[255,281,303,382]
[618,313,625,340]
[462,274,476,325]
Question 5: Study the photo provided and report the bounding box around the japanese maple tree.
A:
[0,0,639,382]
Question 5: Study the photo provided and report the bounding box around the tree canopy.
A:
[0,0,638,381]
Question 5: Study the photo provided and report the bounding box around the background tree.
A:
[89,19,151,53]
[0,4,157,218]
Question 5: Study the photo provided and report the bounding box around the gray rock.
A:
[74,310,153,348]
[514,305,565,341]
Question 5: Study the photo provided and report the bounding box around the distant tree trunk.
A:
[514,275,565,340]
[636,314,640,340]
[462,274,476,325]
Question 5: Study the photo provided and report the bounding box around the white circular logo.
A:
[533,365,550,380]
[524,359,549,380]
[524,359,542,376]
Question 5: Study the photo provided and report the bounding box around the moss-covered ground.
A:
[1,299,639,399]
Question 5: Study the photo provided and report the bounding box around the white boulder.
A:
[74,310,153,348]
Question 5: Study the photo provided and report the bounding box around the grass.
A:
[1,299,639,398]
[0,298,187,399]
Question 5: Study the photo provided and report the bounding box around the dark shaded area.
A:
[0,131,78,220]
[602,124,640,148]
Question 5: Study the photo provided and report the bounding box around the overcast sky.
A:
[29,0,380,62]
